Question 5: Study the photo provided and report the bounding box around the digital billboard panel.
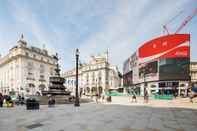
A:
[159,58,190,81]
[138,34,190,64]
[138,34,190,81]
[138,61,158,82]
[123,34,190,86]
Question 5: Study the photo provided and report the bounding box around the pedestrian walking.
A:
[48,96,55,107]
[71,92,75,101]
[80,88,83,98]
[0,93,3,107]
[21,95,25,105]
[95,93,99,104]
[17,94,22,105]
[131,94,137,103]
[144,88,149,103]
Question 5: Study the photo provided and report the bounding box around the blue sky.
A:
[0,0,196,72]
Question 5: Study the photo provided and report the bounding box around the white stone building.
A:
[63,52,122,96]
[0,35,57,96]
[190,62,197,86]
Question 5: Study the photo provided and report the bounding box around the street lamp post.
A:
[143,67,147,95]
[75,49,80,107]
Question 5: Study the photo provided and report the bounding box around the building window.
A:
[25,52,29,57]
[40,64,45,73]
[33,54,36,58]
[40,75,45,80]
[50,67,53,75]
[92,72,95,81]
[28,72,33,75]
[27,62,34,71]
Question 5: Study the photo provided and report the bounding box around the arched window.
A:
[39,84,46,91]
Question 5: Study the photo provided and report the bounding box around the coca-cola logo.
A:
[175,51,188,56]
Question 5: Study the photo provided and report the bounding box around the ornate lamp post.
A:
[143,67,147,95]
[75,49,80,107]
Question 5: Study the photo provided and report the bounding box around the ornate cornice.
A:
[0,54,56,67]
[19,46,54,59]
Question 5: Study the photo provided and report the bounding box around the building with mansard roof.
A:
[63,52,122,96]
[0,35,57,96]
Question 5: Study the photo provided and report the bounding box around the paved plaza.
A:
[0,97,197,131]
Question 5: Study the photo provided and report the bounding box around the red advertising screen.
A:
[138,34,190,63]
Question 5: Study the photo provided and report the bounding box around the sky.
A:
[0,0,196,73]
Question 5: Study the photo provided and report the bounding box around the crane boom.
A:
[163,10,183,34]
[175,8,197,34]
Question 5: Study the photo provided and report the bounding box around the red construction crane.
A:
[163,10,183,34]
[163,8,197,35]
[175,8,197,34]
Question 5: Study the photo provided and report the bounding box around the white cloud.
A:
[7,1,56,54]
[79,0,190,71]
[0,0,194,72]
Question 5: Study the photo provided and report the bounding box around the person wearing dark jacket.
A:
[144,88,149,103]
[0,93,3,107]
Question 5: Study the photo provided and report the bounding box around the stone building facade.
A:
[63,52,122,95]
[0,35,57,96]
[190,62,197,86]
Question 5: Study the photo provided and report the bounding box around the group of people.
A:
[129,88,149,103]
[189,85,197,103]
[95,92,110,104]
[0,93,14,107]
[94,89,149,104]
[0,93,27,108]
[16,94,25,105]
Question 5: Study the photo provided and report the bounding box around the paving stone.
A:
[0,101,197,131]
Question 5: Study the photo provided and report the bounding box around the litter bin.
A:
[26,98,39,110]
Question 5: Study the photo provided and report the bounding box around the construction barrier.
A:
[154,95,174,100]
[106,91,125,96]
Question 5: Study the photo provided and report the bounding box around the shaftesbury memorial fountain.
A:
[40,53,71,104]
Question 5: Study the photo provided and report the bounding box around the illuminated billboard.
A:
[123,34,190,86]
[138,34,190,64]
[159,57,190,80]
[138,34,190,82]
